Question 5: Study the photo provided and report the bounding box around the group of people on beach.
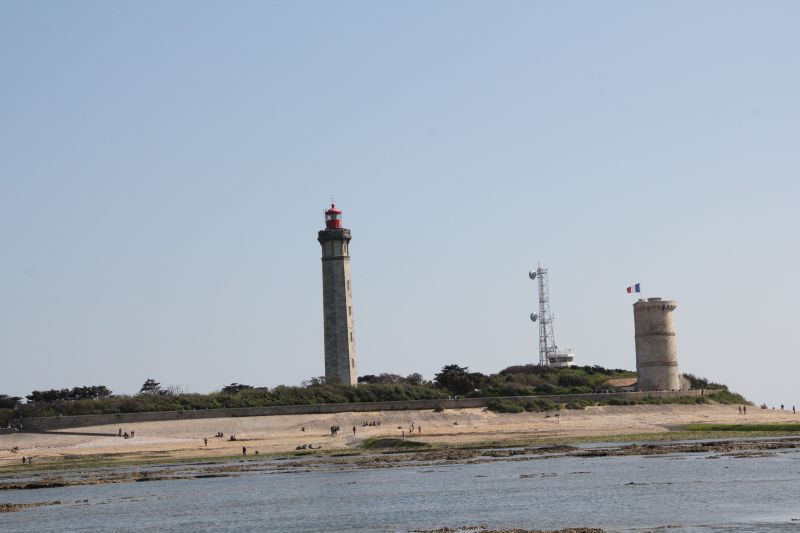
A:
[748,404,796,413]
[399,421,422,438]
[117,428,134,439]
[200,432,240,447]
[329,425,341,436]
[361,420,381,427]
[9,446,34,464]
[202,432,225,446]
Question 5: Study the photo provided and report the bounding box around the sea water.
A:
[2,445,800,532]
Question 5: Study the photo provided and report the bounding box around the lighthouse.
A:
[317,204,358,385]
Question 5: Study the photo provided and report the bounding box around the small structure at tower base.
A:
[547,350,576,368]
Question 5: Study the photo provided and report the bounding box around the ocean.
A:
[2,441,800,532]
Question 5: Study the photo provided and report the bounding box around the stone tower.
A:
[317,204,357,385]
[633,297,681,391]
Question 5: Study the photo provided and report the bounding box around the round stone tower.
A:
[633,297,680,391]
[317,204,357,385]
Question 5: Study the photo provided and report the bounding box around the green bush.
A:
[565,399,595,410]
[0,395,22,409]
[707,389,748,405]
[0,408,15,427]
[607,397,635,406]
[535,383,558,394]
[10,363,740,419]
[488,398,561,413]
[523,398,558,412]
[557,371,591,388]
[682,373,726,390]
[597,395,707,408]
[15,382,449,419]
[487,399,525,413]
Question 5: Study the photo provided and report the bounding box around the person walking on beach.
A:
[743,405,747,415]
[794,406,796,414]
[204,438,208,447]
[738,406,742,415]
[119,428,122,437]
[242,446,247,456]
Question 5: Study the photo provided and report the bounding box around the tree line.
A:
[2,364,732,427]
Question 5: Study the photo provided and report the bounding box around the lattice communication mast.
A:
[529,265,557,366]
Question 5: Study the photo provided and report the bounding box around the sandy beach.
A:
[1,403,798,468]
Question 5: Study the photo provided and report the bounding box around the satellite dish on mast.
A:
[530,313,538,322]
[529,270,537,280]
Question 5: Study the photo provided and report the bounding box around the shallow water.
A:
[2,445,800,532]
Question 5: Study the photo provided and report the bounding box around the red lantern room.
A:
[324,204,343,229]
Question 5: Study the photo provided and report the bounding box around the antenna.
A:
[529,264,557,366]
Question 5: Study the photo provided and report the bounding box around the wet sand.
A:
[1,403,798,469]
[2,433,799,493]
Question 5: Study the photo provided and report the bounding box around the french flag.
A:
[626,283,641,294]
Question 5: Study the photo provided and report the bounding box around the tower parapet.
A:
[633,297,680,391]
[317,204,357,385]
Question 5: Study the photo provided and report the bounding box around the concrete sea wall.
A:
[17,390,703,431]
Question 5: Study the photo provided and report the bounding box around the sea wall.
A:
[18,390,703,431]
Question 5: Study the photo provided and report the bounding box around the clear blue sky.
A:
[1,2,798,406]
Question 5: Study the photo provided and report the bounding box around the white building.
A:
[547,350,576,368]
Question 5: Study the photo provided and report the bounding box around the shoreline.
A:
[2,403,799,477]
[2,433,799,491]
